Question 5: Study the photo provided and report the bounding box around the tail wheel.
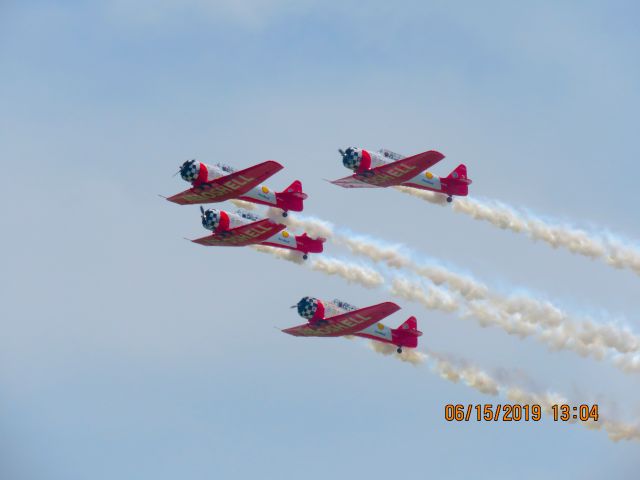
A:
[303,254,309,260]
[396,347,403,354]
[446,195,453,203]
[282,211,288,217]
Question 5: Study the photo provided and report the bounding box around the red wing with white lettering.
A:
[282,302,400,337]
[191,219,286,247]
[167,160,283,205]
[332,151,444,188]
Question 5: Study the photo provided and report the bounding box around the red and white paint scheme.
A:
[167,159,307,216]
[191,207,325,260]
[331,147,472,203]
[283,297,422,354]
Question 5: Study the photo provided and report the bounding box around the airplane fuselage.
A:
[347,148,451,195]
[201,208,322,256]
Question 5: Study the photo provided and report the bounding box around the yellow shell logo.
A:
[282,231,290,238]
[262,186,270,194]
[425,171,433,179]
[377,323,384,331]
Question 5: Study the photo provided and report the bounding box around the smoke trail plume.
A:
[256,213,640,371]
[390,277,459,313]
[396,187,640,276]
[230,199,257,210]
[393,275,640,371]
[266,208,334,239]
[368,341,426,366]
[310,257,384,288]
[338,234,640,364]
[251,245,305,264]
[428,353,500,395]
[253,246,383,288]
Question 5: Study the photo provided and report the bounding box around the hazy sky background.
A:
[1,1,639,479]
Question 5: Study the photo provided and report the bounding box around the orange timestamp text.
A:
[444,404,599,422]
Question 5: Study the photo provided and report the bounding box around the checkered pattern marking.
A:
[180,160,200,182]
[297,296,319,320]
[201,209,220,231]
[341,148,361,171]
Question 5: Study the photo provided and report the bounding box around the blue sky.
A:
[1,1,640,479]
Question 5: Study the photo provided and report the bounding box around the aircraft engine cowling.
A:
[340,147,371,173]
[201,209,230,232]
[179,159,208,184]
[341,147,361,171]
[296,296,325,322]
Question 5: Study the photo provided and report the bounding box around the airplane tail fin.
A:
[445,164,471,196]
[295,233,326,255]
[392,316,422,348]
[446,164,470,182]
[276,180,308,212]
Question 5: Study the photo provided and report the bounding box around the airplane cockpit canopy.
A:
[236,209,260,221]
[216,162,236,174]
[332,299,357,312]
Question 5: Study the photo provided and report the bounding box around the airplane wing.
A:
[329,176,380,188]
[167,160,283,205]
[331,151,444,189]
[191,219,286,247]
[282,302,400,337]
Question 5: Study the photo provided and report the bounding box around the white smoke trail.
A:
[256,213,640,371]
[396,187,640,276]
[338,234,640,363]
[428,353,500,395]
[251,245,305,264]
[310,257,384,288]
[253,246,383,288]
[391,275,640,371]
[390,277,459,313]
[394,186,448,206]
[368,341,426,366]
[230,199,257,210]
[266,208,334,239]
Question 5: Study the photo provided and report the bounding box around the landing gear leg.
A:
[396,346,403,354]
[446,195,453,203]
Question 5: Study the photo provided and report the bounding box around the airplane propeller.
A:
[339,147,354,160]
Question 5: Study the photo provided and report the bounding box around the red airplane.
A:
[331,147,471,203]
[190,207,325,260]
[283,297,422,353]
[167,159,307,216]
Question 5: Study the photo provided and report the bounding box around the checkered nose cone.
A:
[202,210,220,231]
[180,160,200,182]
[342,149,361,171]
[297,296,320,320]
